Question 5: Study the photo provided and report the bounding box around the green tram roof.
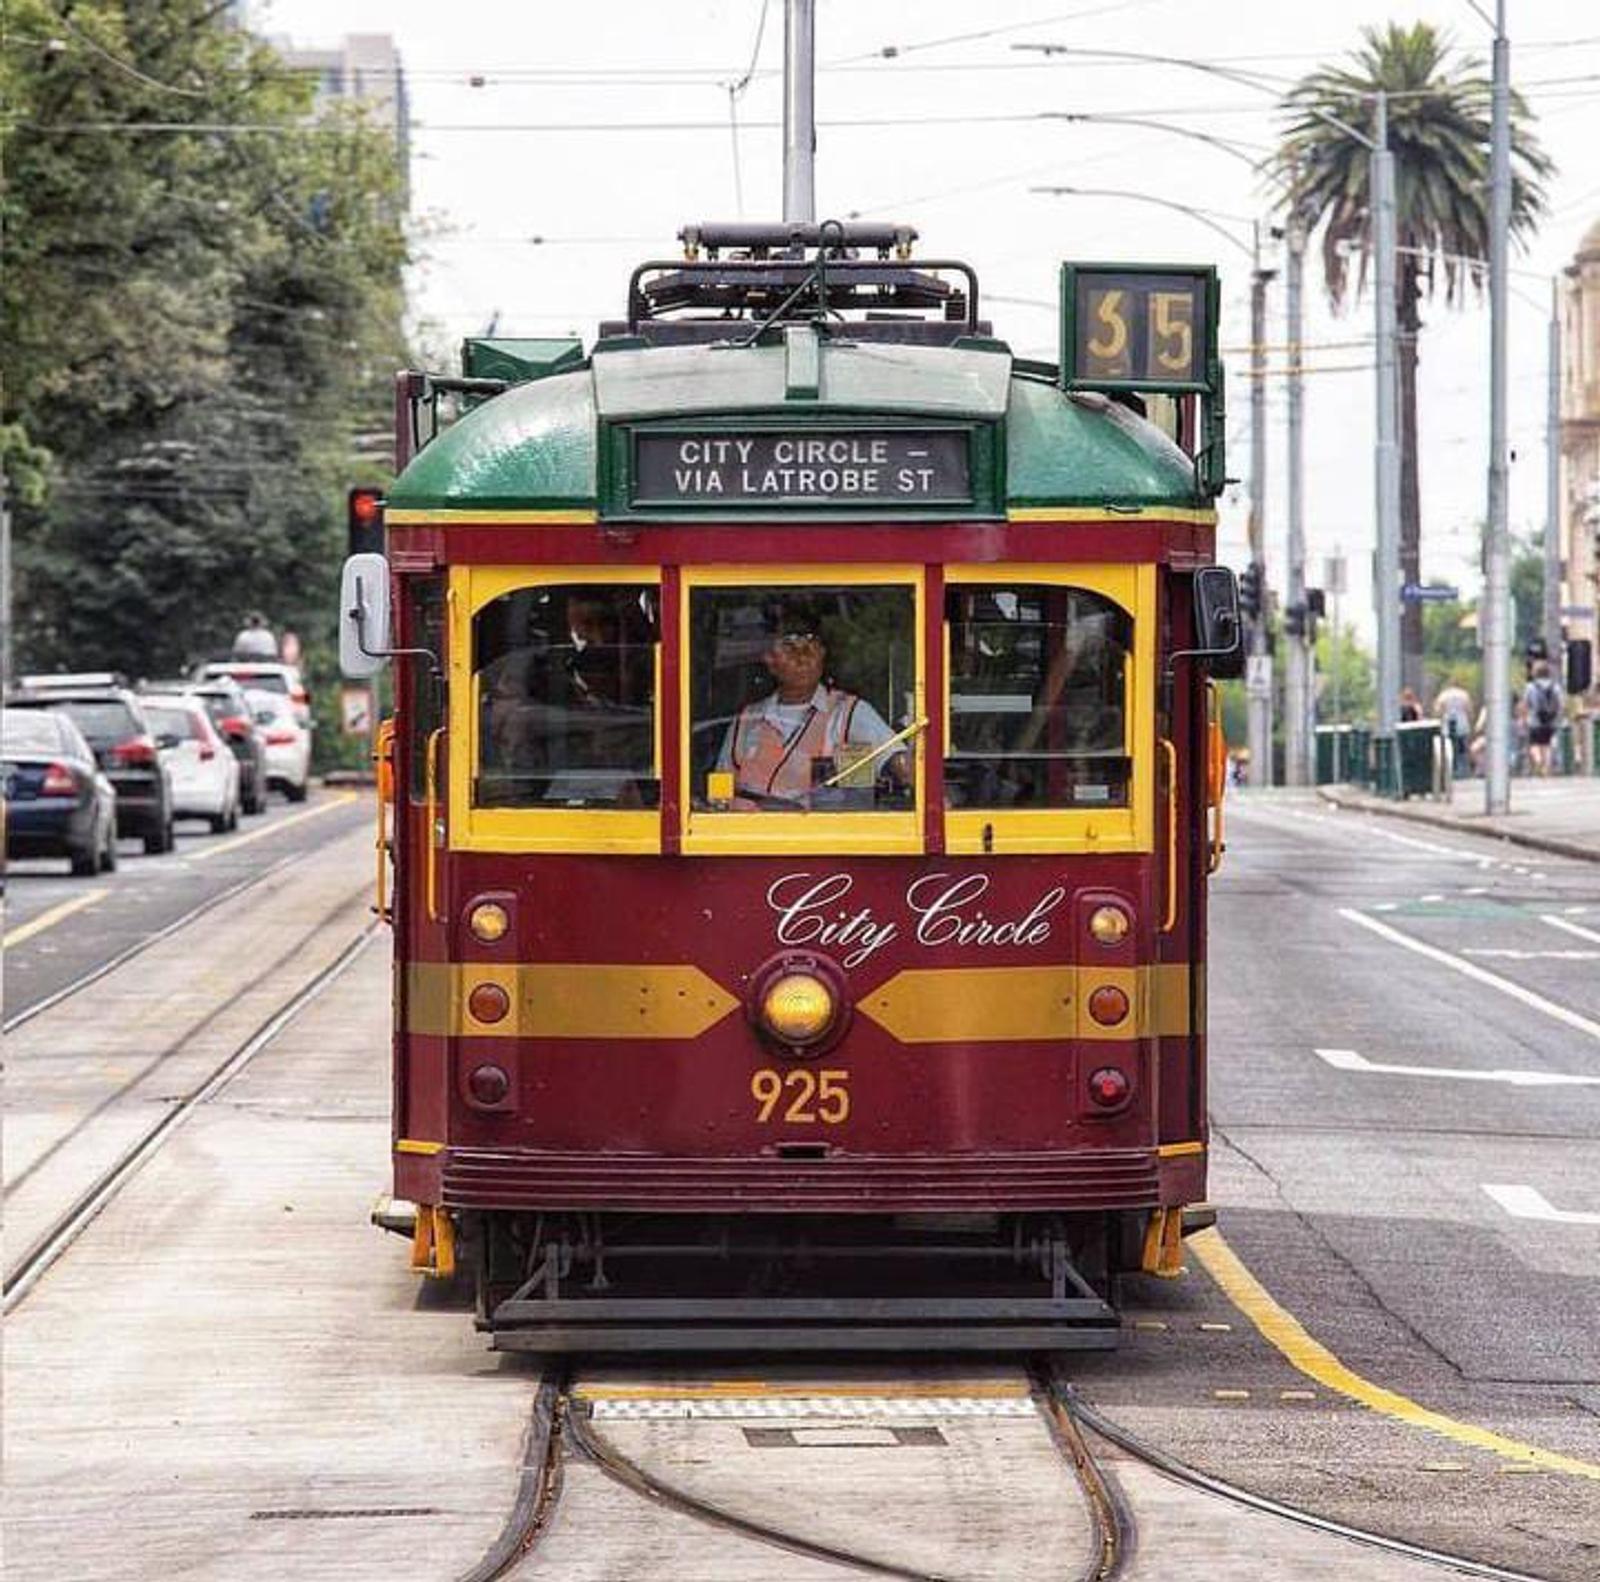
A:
[386,338,1200,514]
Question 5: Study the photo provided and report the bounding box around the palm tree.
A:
[1276,22,1550,697]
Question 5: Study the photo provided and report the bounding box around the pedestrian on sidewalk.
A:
[1399,687,1422,723]
[1523,661,1564,777]
[1435,680,1472,776]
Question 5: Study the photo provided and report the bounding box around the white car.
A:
[141,694,241,832]
[247,689,312,802]
[198,660,312,726]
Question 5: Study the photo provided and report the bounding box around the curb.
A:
[1316,786,1600,866]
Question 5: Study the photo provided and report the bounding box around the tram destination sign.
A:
[1059,262,1219,395]
[631,428,972,508]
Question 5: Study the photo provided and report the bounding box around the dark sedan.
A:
[8,686,175,852]
[3,708,119,874]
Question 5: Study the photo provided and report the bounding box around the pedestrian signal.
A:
[347,486,385,557]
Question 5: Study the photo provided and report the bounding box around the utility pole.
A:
[782,0,816,223]
[1247,224,1276,787]
[1284,209,1310,785]
[1484,1,1512,814]
[1372,90,1403,790]
[1544,275,1562,670]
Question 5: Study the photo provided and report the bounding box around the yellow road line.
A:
[1190,1227,1600,1481]
[189,792,359,863]
[573,1380,1030,1402]
[3,888,107,948]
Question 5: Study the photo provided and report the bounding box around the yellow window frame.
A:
[681,565,926,856]
[943,563,1155,855]
[448,564,663,854]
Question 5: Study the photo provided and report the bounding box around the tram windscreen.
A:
[473,583,659,809]
[689,585,916,812]
[944,584,1132,809]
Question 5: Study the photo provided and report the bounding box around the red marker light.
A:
[1088,985,1130,1026]
[467,982,510,1024]
[1087,1067,1131,1109]
[467,1063,511,1105]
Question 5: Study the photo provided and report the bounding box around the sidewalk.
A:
[1317,775,1600,864]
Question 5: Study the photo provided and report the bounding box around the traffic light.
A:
[1568,638,1594,696]
[347,485,385,557]
[1239,561,1263,622]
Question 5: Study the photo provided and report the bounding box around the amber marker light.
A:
[1088,905,1130,946]
[760,972,836,1044]
[1088,985,1130,1027]
[469,902,510,943]
[1087,1066,1131,1108]
[467,982,510,1024]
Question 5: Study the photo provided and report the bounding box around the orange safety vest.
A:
[730,690,863,803]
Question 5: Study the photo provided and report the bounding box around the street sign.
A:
[1245,654,1273,699]
[1560,605,1595,619]
[341,684,373,737]
[1323,555,1347,595]
[1402,583,1460,604]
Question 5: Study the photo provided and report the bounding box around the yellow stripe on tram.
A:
[1190,1227,1600,1481]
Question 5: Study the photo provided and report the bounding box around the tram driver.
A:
[715,623,908,810]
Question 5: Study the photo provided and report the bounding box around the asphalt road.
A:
[2,786,372,1023]
[1075,789,1600,1580]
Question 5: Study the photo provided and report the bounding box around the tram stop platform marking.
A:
[1189,1227,1600,1481]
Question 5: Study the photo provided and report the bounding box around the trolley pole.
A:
[1544,276,1562,673]
[1484,3,1512,814]
[782,0,816,224]
[1284,209,1310,786]
[1247,225,1275,787]
[1372,91,1403,785]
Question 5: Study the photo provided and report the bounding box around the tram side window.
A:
[945,584,1132,809]
[407,576,445,799]
[473,583,659,809]
[689,585,916,813]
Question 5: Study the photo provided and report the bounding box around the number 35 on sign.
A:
[1060,263,1218,393]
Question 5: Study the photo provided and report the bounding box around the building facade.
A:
[1560,217,1600,690]
[275,34,410,198]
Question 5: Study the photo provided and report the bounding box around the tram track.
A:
[5,845,308,1035]
[457,1361,1556,1581]
[2,917,380,1313]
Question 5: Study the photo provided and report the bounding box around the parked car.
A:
[9,677,174,852]
[247,688,312,802]
[145,677,268,815]
[197,660,312,726]
[140,694,242,833]
[2,706,119,874]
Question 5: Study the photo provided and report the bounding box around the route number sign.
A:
[1060,263,1218,394]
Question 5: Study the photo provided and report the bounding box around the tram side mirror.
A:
[340,553,391,678]
[1193,566,1244,678]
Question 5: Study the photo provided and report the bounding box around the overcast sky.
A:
[256,0,1600,635]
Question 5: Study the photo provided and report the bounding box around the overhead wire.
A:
[31,0,206,98]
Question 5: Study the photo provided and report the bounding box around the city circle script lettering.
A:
[766,871,1065,969]
[633,429,971,505]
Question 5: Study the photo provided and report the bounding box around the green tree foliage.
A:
[2,1,408,747]
[1313,622,1375,724]
[1276,24,1551,697]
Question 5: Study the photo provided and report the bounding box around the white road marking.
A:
[1482,1184,1600,1227]
[1464,948,1600,961]
[1462,886,1489,895]
[1315,1047,1600,1088]
[1373,902,1398,912]
[1338,908,1600,1044]
[1542,914,1600,946]
[1420,893,1444,903]
[1564,906,1591,916]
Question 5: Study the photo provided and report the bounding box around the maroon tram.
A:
[342,223,1240,1349]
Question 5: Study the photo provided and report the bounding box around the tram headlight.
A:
[1088,905,1130,946]
[469,902,510,944]
[760,972,836,1044]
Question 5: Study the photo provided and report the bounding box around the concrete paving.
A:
[2,922,534,1581]
[5,822,376,1273]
